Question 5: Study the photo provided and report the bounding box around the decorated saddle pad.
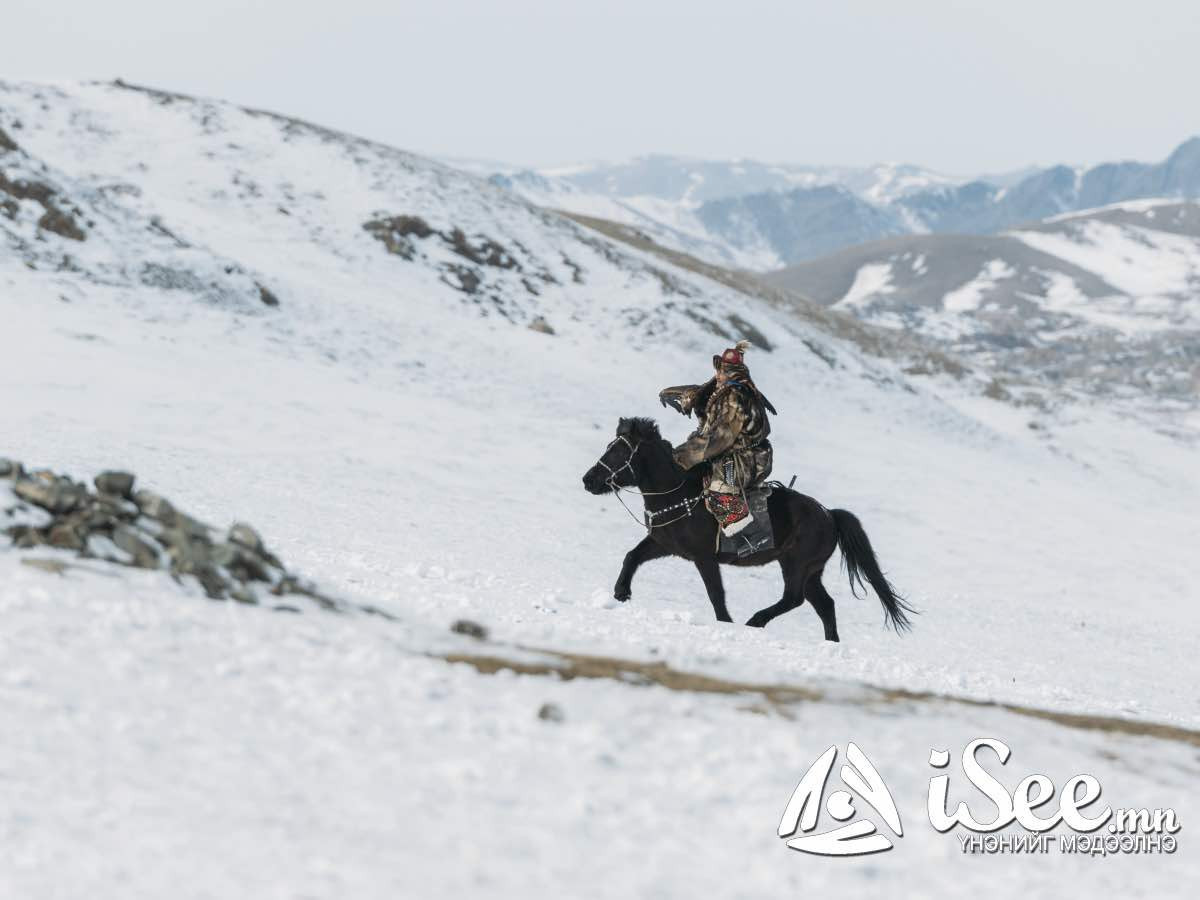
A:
[719,485,774,558]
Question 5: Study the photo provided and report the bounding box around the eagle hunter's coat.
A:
[659,377,774,492]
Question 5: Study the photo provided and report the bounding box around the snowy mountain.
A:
[696,184,911,264]
[762,199,1200,410]
[0,79,823,362]
[477,141,1200,268]
[531,154,961,206]
[721,139,1200,264]
[898,138,1200,234]
[480,155,964,268]
[3,80,1198,898]
[486,168,768,269]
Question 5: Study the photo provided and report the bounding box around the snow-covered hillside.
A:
[3,81,1198,898]
[764,199,1200,415]
[486,168,773,269]
[0,80,771,350]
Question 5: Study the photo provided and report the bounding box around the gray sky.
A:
[6,0,1198,174]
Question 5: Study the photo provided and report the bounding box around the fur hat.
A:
[712,340,777,415]
[713,339,752,371]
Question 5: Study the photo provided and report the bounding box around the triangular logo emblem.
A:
[778,743,903,856]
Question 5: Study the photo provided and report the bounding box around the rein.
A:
[598,436,701,531]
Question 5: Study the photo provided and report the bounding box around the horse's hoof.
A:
[613,587,631,602]
[745,616,766,628]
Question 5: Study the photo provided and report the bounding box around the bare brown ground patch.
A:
[440,643,1200,748]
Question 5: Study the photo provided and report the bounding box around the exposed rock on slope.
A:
[0,83,279,314]
[2,458,336,610]
[555,211,1032,398]
[362,212,559,313]
[0,156,89,242]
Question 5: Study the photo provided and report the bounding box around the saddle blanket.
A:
[719,485,774,558]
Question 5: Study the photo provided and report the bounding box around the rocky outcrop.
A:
[362,213,559,317]
[0,105,273,311]
[0,172,88,241]
[1,460,337,610]
[527,316,555,335]
[362,214,437,261]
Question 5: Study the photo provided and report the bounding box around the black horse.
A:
[581,417,915,641]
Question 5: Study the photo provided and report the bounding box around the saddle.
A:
[718,485,774,558]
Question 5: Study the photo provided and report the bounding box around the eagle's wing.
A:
[658,383,707,417]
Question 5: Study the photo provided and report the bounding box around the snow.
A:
[465,156,964,271]
[834,262,895,309]
[1041,197,1180,223]
[1031,270,1174,335]
[4,553,1196,898]
[1015,220,1200,302]
[1013,220,1200,334]
[942,259,1015,312]
[858,161,962,205]
[494,173,780,270]
[1,80,1198,897]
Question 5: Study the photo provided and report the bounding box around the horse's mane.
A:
[625,417,662,442]
[620,417,698,480]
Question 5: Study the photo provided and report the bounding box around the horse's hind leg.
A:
[745,557,806,628]
[804,569,840,642]
[613,535,670,601]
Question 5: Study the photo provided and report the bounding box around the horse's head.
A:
[582,417,662,495]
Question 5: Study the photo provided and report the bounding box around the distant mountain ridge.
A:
[896,138,1200,234]
[472,140,1200,268]
[534,154,962,205]
[480,154,967,269]
[696,185,910,264]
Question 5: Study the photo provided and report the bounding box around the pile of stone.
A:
[1,457,334,610]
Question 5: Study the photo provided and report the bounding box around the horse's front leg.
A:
[694,558,732,622]
[614,535,671,601]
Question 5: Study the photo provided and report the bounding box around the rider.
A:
[658,340,776,536]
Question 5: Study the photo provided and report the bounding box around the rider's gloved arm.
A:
[671,390,744,469]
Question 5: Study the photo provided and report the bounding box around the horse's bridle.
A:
[596,435,639,487]
[595,435,700,530]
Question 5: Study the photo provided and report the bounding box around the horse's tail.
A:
[830,508,916,633]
